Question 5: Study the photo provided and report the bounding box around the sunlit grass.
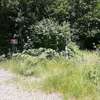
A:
[0,51,100,100]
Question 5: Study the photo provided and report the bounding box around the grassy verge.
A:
[0,51,100,100]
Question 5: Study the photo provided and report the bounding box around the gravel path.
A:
[0,69,63,100]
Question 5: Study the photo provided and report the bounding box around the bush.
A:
[22,48,59,59]
[22,44,79,59]
[87,66,100,85]
[28,18,71,51]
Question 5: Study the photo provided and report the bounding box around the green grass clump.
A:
[0,54,43,76]
[42,62,100,99]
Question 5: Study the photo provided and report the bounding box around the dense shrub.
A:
[23,42,80,59]
[28,19,71,51]
[22,48,59,59]
[68,0,100,49]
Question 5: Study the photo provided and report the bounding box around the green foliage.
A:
[87,65,100,85]
[68,0,100,49]
[22,48,59,59]
[0,0,100,54]
[29,18,70,51]
[49,0,69,22]
[0,0,54,54]
[22,45,78,59]
[1,54,43,76]
[41,52,100,99]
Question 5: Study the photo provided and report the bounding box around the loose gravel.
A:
[0,69,63,100]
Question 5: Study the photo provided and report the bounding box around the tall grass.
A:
[0,51,100,100]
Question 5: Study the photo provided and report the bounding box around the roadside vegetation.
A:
[0,49,100,100]
[0,0,100,100]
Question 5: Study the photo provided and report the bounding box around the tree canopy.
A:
[0,0,100,55]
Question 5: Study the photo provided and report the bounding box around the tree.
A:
[68,0,100,49]
[48,0,69,23]
[0,0,54,54]
[0,0,15,55]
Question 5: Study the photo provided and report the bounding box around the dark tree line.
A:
[68,0,100,49]
[0,0,100,55]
